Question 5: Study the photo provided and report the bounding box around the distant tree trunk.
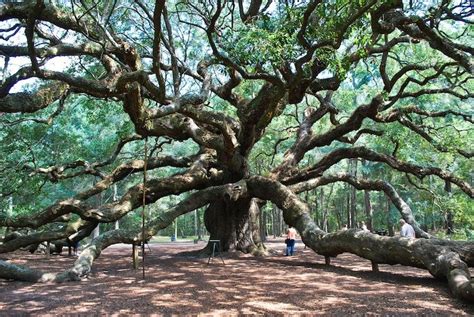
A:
[430,200,436,231]
[3,197,13,242]
[445,180,454,235]
[197,208,203,240]
[194,209,198,237]
[364,190,373,232]
[346,182,351,228]
[320,187,325,230]
[350,158,358,228]
[313,189,319,227]
[174,219,178,239]
[93,179,102,238]
[272,205,277,237]
[446,210,454,235]
[113,184,119,230]
[321,184,334,232]
[280,207,285,236]
[362,159,373,232]
[386,197,394,236]
[7,196,13,218]
[269,204,276,238]
[334,200,342,229]
[377,191,384,232]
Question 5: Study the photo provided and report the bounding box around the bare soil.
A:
[1,238,473,316]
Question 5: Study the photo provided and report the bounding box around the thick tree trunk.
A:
[250,199,267,254]
[204,197,266,254]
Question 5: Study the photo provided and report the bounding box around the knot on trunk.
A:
[223,181,247,201]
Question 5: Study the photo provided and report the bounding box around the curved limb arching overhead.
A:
[247,176,474,302]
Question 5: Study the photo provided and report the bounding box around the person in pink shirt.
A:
[285,227,297,256]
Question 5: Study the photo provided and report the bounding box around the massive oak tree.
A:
[0,0,472,301]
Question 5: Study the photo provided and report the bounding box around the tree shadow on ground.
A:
[0,239,473,315]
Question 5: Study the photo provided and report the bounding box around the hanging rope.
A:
[141,137,148,279]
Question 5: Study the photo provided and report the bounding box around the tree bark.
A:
[204,197,265,254]
[259,201,267,242]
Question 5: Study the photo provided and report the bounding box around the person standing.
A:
[361,221,369,232]
[399,219,415,238]
[285,226,297,256]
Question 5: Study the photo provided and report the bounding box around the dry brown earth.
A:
[1,238,473,315]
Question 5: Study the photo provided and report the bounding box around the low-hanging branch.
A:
[0,220,96,254]
[0,155,206,228]
[247,176,474,302]
[0,184,230,281]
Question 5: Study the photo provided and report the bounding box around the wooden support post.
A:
[371,261,379,272]
[325,256,331,265]
[46,242,50,258]
[132,243,139,269]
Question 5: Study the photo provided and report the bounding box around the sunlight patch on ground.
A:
[155,279,187,287]
[246,300,301,312]
[409,300,456,311]
[318,296,346,306]
[203,308,240,316]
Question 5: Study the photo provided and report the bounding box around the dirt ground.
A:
[0,238,473,316]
